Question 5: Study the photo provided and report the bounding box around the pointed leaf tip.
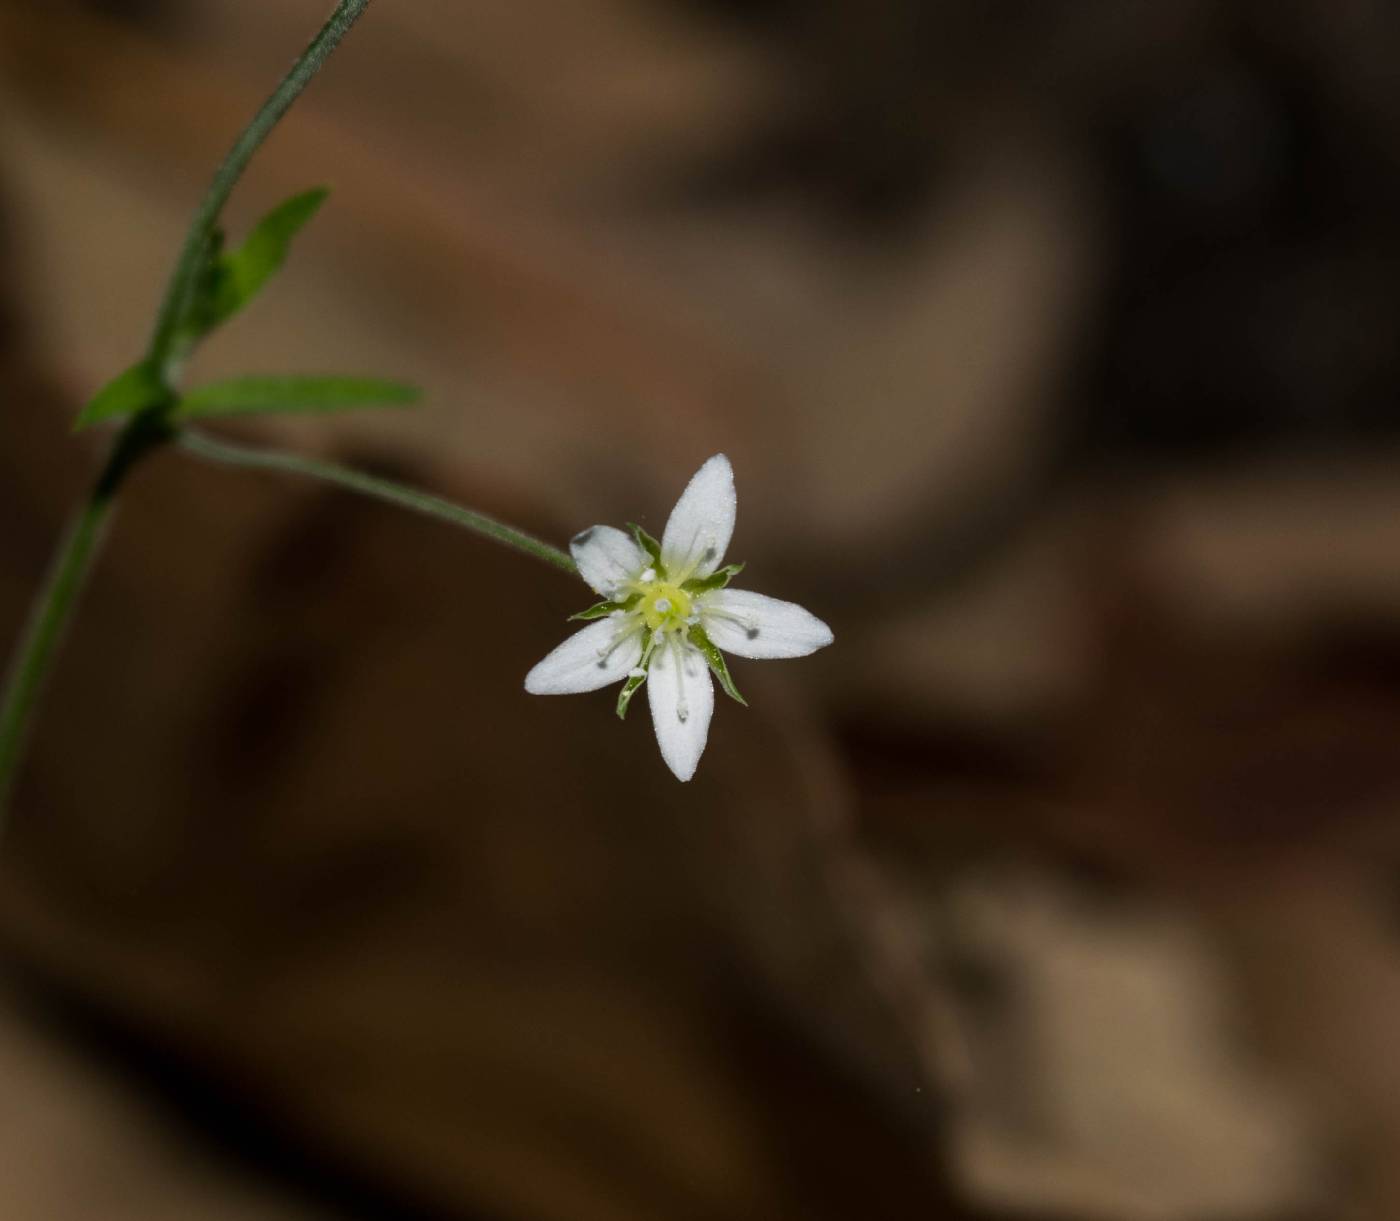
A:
[177,186,331,348]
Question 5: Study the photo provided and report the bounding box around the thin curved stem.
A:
[147,0,375,375]
[179,430,578,575]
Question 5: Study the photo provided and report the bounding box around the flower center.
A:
[638,581,692,633]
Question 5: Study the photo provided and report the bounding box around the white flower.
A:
[524,454,833,781]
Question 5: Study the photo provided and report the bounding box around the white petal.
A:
[570,525,646,598]
[701,588,833,660]
[647,637,714,782]
[524,618,643,695]
[660,454,736,581]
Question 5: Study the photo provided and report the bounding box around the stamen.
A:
[703,608,760,639]
[596,620,642,667]
[672,638,689,722]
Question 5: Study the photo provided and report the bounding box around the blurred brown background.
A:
[3,0,1400,1217]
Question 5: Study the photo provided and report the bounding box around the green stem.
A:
[0,421,164,815]
[179,430,578,575]
[147,0,375,375]
[0,1,374,819]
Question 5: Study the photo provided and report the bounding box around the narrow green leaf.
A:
[688,625,746,705]
[682,562,745,595]
[176,375,421,420]
[179,187,329,344]
[74,359,173,430]
[629,523,662,569]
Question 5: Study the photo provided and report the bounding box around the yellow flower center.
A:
[637,580,692,633]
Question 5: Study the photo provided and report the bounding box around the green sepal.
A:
[682,562,744,595]
[615,670,648,719]
[570,601,621,622]
[176,187,329,348]
[574,599,630,618]
[74,359,174,430]
[175,375,421,421]
[615,628,655,719]
[569,595,636,622]
[629,523,662,569]
[688,625,746,706]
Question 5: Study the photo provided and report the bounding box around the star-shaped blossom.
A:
[525,454,833,781]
